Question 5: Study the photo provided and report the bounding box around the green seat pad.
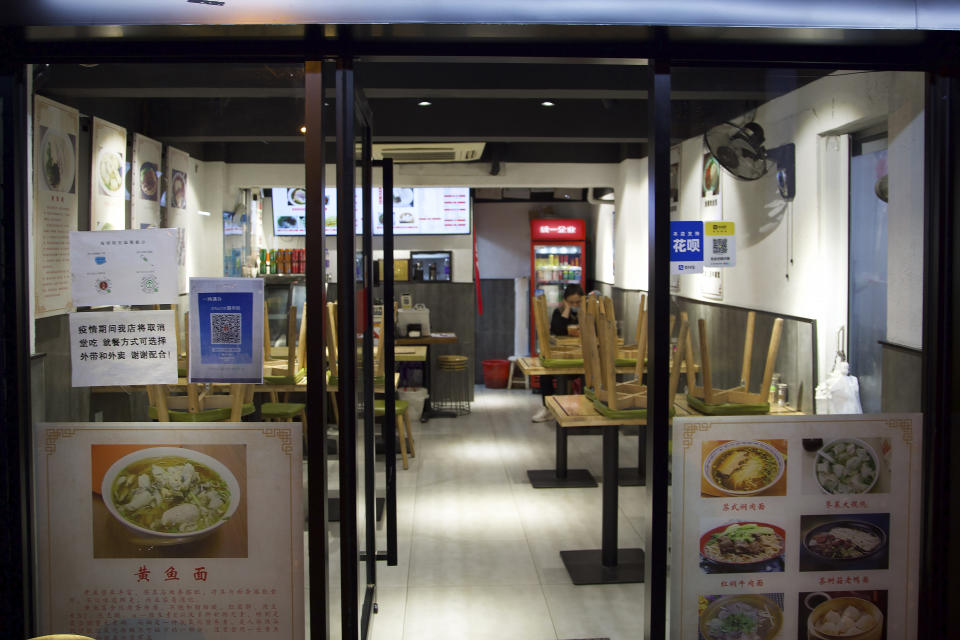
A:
[149,402,255,422]
[584,386,596,402]
[261,402,306,418]
[263,368,306,385]
[686,394,770,416]
[539,357,585,368]
[615,358,637,367]
[591,397,676,420]
[373,399,409,416]
[327,374,385,388]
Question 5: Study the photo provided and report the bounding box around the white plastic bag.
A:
[815,357,863,414]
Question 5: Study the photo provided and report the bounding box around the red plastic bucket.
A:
[481,359,511,388]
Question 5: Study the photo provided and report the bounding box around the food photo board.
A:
[671,414,921,640]
[33,422,304,640]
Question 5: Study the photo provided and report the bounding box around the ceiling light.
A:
[595,187,615,201]
[418,101,432,107]
[299,125,307,134]
[541,101,555,107]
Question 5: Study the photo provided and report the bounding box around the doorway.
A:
[848,132,888,413]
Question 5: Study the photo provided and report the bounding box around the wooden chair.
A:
[263,302,307,385]
[147,383,255,422]
[582,294,690,415]
[28,635,97,640]
[326,301,414,468]
[685,311,783,413]
[533,294,583,362]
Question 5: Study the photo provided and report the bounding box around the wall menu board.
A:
[671,414,921,640]
[34,422,304,640]
[270,187,471,236]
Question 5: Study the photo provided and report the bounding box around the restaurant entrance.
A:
[3,23,960,640]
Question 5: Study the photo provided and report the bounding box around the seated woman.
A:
[532,284,584,422]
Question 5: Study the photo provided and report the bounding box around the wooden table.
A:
[394,332,459,422]
[517,355,696,377]
[527,394,693,489]
[538,394,654,585]
[396,332,457,345]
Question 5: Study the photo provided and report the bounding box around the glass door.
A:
[334,57,397,640]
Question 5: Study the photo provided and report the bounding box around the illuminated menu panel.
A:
[271,187,471,236]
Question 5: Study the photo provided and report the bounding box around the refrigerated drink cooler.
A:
[529,218,586,353]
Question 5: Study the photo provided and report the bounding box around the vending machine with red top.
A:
[529,218,587,353]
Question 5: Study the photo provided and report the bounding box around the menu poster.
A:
[71,228,179,307]
[34,422,304,640]
[131,133,162,229]
[166,146,189,211]
[90,117,127,231]
[69,310,177,386]
[701,151,723,220]
[34,95,80,317]
[189,277,264,384]
[671,414,921,640]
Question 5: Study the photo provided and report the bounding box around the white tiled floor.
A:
[315,385,648,640]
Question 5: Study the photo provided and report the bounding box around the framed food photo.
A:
[701,439,788,498]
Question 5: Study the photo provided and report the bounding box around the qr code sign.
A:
[210,313,242,344]
[712,238,729,255]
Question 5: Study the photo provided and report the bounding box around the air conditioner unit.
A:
[364,142,485,164]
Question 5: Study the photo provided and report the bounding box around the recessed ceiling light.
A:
[300,125,307,134]
[541,101,556,107]
[418,101,432,107]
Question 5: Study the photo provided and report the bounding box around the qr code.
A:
[210,313,242,344]
[712,238,729,255]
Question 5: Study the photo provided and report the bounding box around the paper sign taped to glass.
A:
[704,220,736,268]
[33,421,304,640]
[670,220,705,275]
[71,228,179,307]
[69,310,178,387]
[189,277,264,383]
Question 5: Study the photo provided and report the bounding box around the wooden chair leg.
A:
[396,414,409,470]
[329,391,340,426]
[404,407,415,457]
[506,360,516,389]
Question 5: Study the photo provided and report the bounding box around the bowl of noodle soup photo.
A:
[700,522,786,572]
[101,446,240,545]
[703,440,786,497]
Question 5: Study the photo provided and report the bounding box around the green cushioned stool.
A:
[260,402,306,420]
[373,399,415,470]
[149,403,255,422]
[591,397,676,420]
[539,356,585,369]
[686,394,770,416]
[263,368,306,385]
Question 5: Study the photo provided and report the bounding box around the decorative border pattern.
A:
[682,422,712,448]
[887,418,914,444]
[263,428,294,455]
[44,428,78,455]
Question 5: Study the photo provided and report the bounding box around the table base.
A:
[617,467,646,487]
[527,468,598,489]
[560,548,645,585]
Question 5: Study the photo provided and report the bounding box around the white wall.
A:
[886,73,924,349]
[602,71,924,383]
[475,201,591,280]
[614,157,649,291]
[590,202,615,285]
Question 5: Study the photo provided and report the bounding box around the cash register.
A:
[397,304,431,338]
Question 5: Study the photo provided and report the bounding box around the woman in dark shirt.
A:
[532,284,584,422]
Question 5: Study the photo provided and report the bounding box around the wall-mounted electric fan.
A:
[704,122,796,199]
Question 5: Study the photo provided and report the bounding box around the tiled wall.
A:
[593,283,817,412]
